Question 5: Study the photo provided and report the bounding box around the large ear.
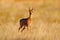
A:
[29,7,33,12]
[31,7,33,11]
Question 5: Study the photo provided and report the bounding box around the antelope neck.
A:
[28,12,32,19]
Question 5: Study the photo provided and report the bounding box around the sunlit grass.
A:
[0,0,60,40]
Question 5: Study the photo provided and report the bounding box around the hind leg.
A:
[21,26,25,32]
[18,25,23,32]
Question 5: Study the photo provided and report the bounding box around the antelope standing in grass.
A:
[18,8,33,32]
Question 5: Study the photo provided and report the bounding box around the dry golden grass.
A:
[0,0,60,40]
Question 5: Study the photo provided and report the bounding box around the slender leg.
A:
[21,26,25,32]
[27,25,31,31]
[18,25,22,32]
[30,26,31,31]
[27,25,29,30]
[29,23,31,31]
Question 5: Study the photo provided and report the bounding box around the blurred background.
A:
[0,0,60,40]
